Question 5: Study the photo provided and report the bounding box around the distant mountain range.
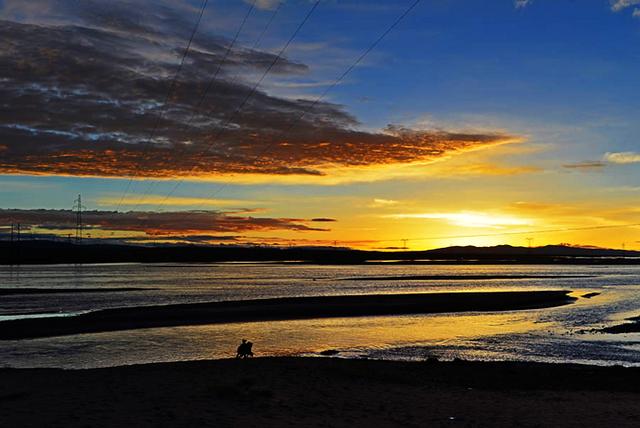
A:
[418,244,640,258]
[2,240,640,265]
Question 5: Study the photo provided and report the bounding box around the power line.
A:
[150,0,321,210]
[235,222,640,248]
[95,1,634,251]
[252,1,282,50]
[126,0,264,210]
[124,2,285,212]
[190,0,423,210]
[115,0,210,211]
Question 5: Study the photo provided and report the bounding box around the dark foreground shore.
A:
[1,357,639,427]
[0,291,575,340]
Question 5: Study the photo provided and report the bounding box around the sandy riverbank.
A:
[0,290,576,340]
[1,357,639,427]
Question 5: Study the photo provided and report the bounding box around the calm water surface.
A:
[1,263,639,368]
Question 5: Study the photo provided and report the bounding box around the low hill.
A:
[2,240,640,264]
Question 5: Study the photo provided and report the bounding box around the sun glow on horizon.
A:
[386,212,533,229]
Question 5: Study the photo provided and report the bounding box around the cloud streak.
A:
[563,161,606,170]
[514,0,533,9]
[97,195,260,208]
[247,0,282,11]
[610,0,640,12]
[604,152,640,164]
[0,209,331,236]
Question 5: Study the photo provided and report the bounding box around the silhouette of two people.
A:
[236,338,253,359]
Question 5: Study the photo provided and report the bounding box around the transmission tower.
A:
[9,223,21,243]
[73,194,85,243]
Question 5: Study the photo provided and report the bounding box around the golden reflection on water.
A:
[172,290,609,361]
[185,311,556,360]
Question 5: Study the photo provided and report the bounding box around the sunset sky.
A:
[2,0,640,249]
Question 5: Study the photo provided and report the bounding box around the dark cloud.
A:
[311,218,337,222]
[0,209,330,235]
[562,161,606,171]
[0,231,244,245]
[0,1,518,180]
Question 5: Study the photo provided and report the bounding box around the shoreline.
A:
[0,290,576,340]
[2,357,639,427]
[339,274,593,280]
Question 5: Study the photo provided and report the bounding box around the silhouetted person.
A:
[236,339,254,359]
[236,339,247,358]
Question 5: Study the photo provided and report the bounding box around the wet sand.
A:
[0,290,575,340]
[1,357,639,427]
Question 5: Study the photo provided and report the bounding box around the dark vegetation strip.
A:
[3,241,640,265]
[0,291,576,340]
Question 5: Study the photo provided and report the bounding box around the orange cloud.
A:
[0,129,519,180]
[0,209,332,236]
[0,18,521,182]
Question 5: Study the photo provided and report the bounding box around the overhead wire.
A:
[115,0,210,212]
[122,0,258,210]
[101,2,640,249]
[214,222,640,248]
[129,0,280,210]
[189,0,423,210]
[149,0,322,210]
[353,222,640,245]
[150,221,640,248]
[252,1,282,50]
